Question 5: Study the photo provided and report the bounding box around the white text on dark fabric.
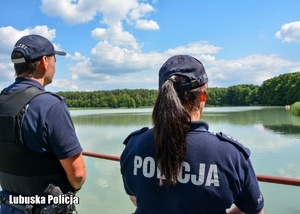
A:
[133,156,220,186]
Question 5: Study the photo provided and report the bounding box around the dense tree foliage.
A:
[58,89,157,108]
[57,72,300,108]
[258,72,300,105]
[207,84,259,106]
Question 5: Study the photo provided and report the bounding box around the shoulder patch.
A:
[216,132,250,159]
[123,127,149,145]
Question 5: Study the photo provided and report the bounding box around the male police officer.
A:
[0,34,86,213]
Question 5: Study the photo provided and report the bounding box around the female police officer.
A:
[120,55,264,214]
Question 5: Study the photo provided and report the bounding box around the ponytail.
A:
[152,76,201,186]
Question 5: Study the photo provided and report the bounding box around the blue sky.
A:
[0,0,300,92]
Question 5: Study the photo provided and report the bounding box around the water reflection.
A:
[204,107,297,124]
[264,124,300,137]
[202,107,300,139]
[71,106,300,214]
[71,107,300,138]
[72,112,151,126]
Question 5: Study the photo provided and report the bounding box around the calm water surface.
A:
[73,107,300,213]
[71,107,300,214]
[1,106,299,213]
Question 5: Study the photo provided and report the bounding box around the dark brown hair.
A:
[152,76,203,186]
[11,52,41,76]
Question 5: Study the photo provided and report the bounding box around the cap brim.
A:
[54,50,67,56]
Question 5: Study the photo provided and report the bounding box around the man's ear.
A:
[40,56,48,70]
[200,93,207,102]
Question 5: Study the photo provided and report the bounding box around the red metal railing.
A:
[83,151,120,162]
[82,151,300,187]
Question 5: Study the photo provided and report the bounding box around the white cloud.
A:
[1,2,299,92]
[0,26,25,52]
[128,2,155,20]
[60,36,300,91]
[47,52,299,92]
[91,25,141,50]
[0,26,56,52]
[127,3,159,30]
[50,78,80,91]
[165,41,221,56]
[41,0,158,29]
[40,0,99,24]
[0,57,15,81]
[206,54,296,87]
[82,41,158,74]
[0,25,298,92]
[41,0,158,51]
[69,52,86,61]
[275,21,300,42]
[100,0,140,26]
[48,57,158,91]
[135,19,159,30]
[69,41,221,77]
[39,0,162,91]
[0,26,59,86]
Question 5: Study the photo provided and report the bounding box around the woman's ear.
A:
[200,93,207,102]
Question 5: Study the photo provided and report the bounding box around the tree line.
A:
[58,89,157,108]
[57,72,300,108]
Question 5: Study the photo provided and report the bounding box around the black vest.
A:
[0,86,72,195]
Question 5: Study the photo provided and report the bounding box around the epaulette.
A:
[216,132,250,159]
[43,91,65,101]
[123,127,149,145]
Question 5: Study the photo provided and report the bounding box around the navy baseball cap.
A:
[158,55,208,90]
[11,34,66,64]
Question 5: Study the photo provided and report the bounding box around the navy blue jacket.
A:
[121,121,264,214]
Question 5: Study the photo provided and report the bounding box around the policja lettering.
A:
[133,156,220,186]
[47,195,79,205]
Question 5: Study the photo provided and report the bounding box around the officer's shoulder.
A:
[123,127,149,145]
[37,91,65,101]
[216,132,250,159]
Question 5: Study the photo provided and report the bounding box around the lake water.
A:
[1,107,299,213]
[72,106,300,214]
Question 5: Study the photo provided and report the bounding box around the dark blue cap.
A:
[158,55,208,89]
[11,34,66,64]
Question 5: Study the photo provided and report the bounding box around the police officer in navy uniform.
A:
[0,34,86,213]
[120,55,264,214]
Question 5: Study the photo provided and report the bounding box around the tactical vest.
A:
[0,86,71,195]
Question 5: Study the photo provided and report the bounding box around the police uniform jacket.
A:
[120,121,264,214]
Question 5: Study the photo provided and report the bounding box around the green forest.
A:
[57,72,300,108]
